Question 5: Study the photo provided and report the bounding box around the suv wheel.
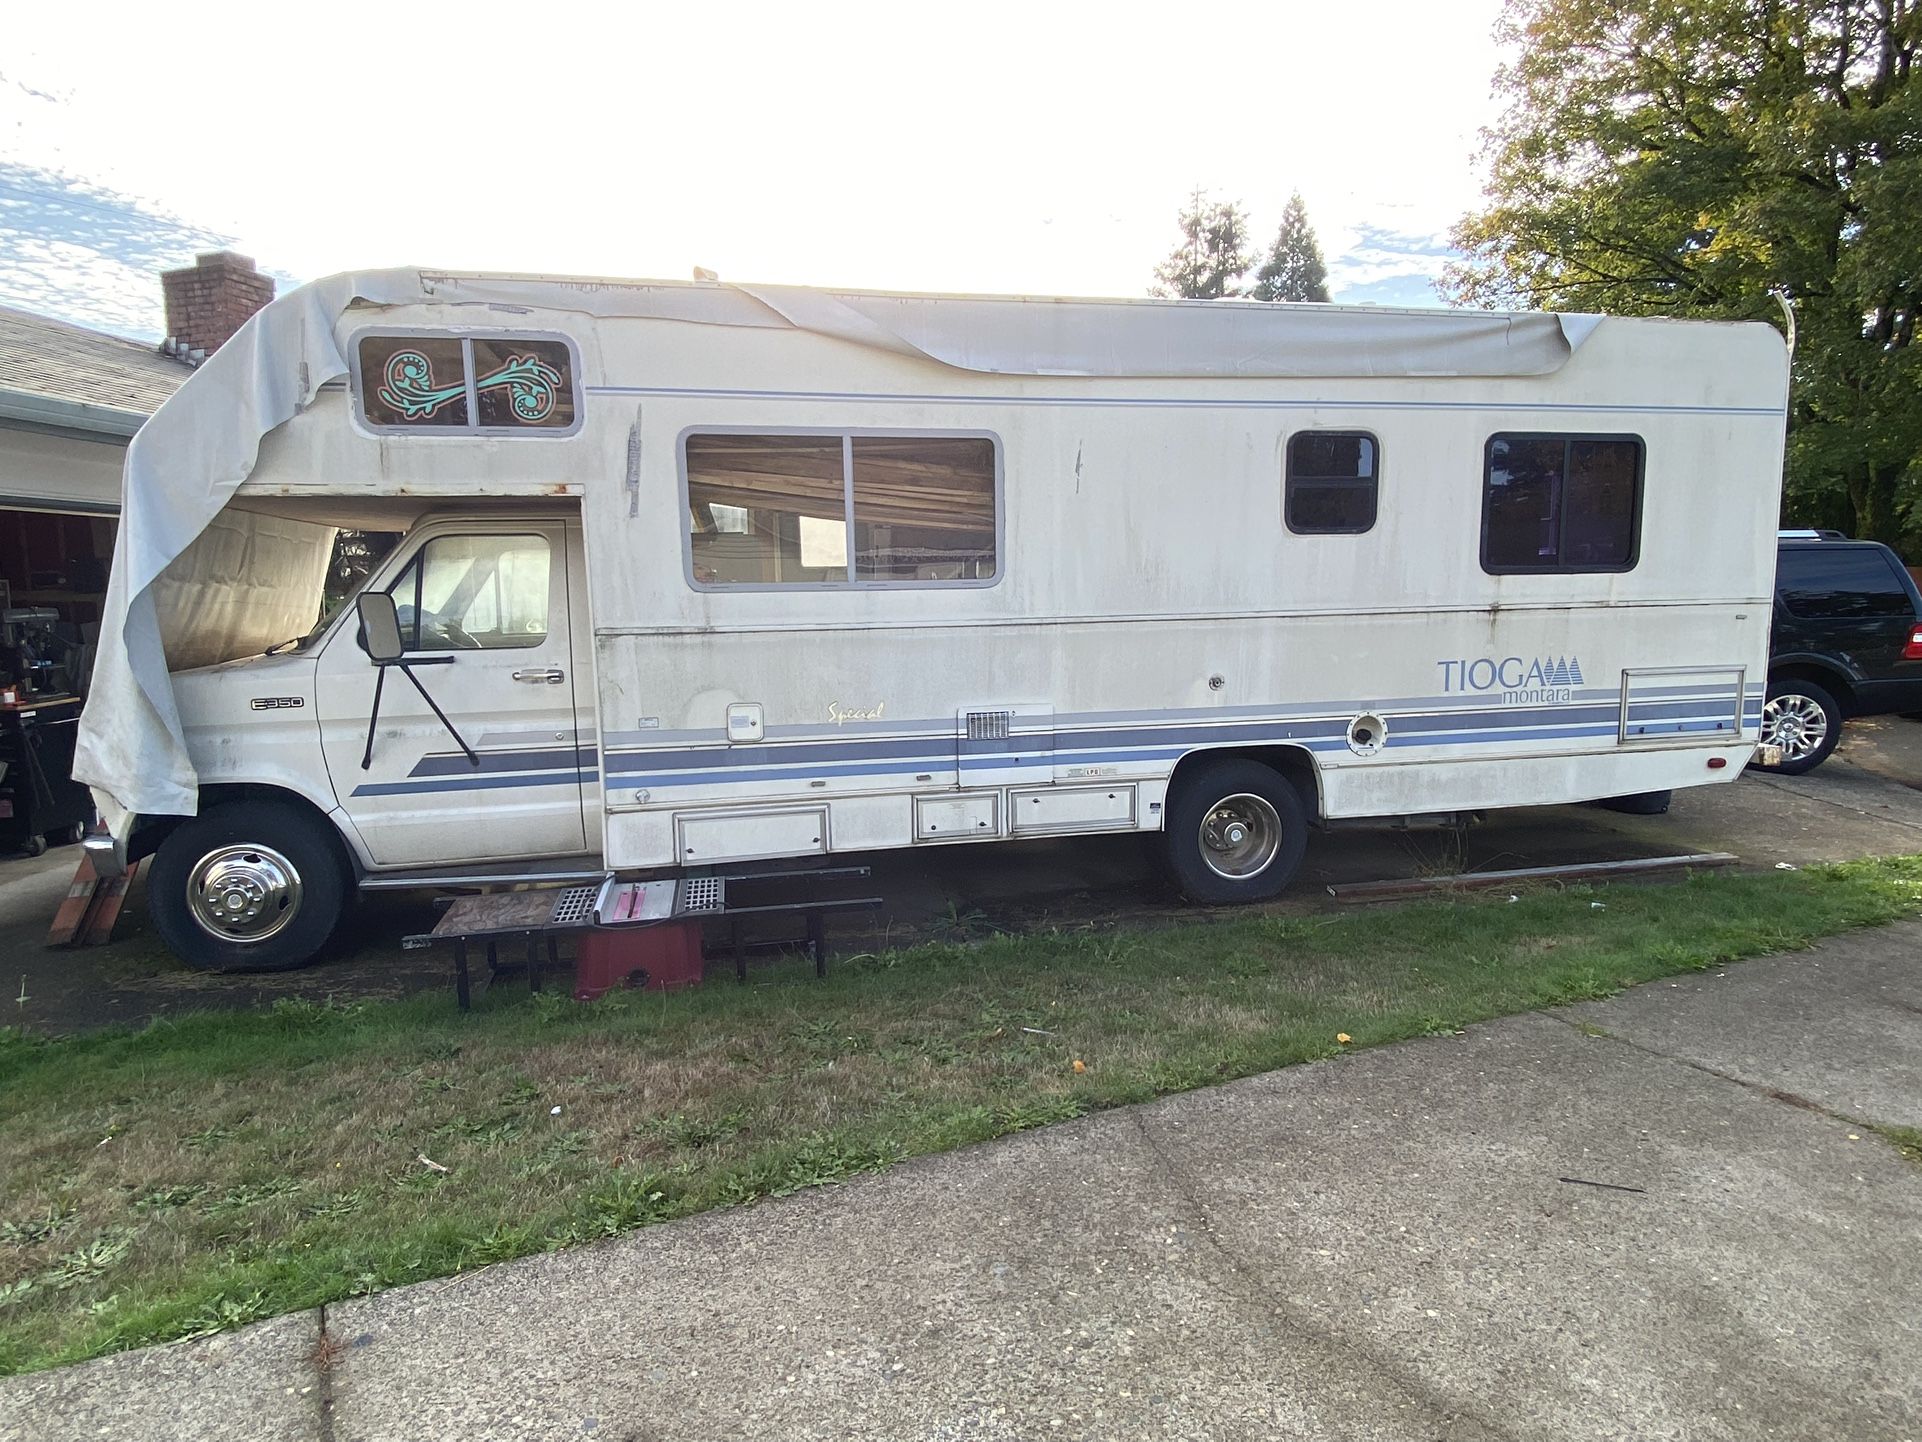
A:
[148,800,349,971]
[1755,678,1842,775]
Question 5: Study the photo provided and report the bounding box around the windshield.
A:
[270,529,401,653]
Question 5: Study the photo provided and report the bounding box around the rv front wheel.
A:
[148,800,348,972]
[1162,759,1308,905]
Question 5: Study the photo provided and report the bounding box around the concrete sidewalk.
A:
[6,926,1920,1442]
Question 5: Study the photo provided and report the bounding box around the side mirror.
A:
[357,591,405,664]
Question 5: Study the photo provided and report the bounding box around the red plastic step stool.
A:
[574,919,705,999]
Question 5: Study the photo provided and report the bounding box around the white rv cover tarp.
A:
[153,511,336,672]
[74,268,1599,827]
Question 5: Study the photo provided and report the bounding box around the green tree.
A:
[322,530,399,617]
[1151,189,1255,298]
[1251,192,1332,302]
[1443,0,1922,549]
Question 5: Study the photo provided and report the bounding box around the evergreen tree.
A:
[1151,189,1254,299]
[1251,192,1331,302]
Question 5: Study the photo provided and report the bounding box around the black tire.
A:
[50,822,87,847]
[1592,790,1672,816]
[1160,758,1309,905]
[19,834,46,858]
[148,800,349,972]
[1754,677,1843,776]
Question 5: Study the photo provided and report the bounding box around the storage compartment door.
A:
[673,806,829,864]
[914,791,1001,843]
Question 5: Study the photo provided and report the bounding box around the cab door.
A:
[315,520,591,868]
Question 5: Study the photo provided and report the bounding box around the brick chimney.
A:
[160,251,275,359]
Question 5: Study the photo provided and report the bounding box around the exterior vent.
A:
[965,710,1013,740]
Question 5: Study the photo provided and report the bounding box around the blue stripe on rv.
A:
[350,769,600,798]
[358,695,1764,798]
[592,697,1753,778]
[353,722,1752,797]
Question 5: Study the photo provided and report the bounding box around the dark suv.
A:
[1761,532,1922,774]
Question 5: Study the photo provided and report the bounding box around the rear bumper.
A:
[1849,677,1922,718]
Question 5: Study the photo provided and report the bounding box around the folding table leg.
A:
[454,939,471,1012]
[732,916,746,984]
[807,911,826,978]
[527,933,542,993]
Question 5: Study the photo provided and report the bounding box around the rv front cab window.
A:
[1481,434,1642,574]
[1285,432,1378,534]
[686,432,998,588]
[384,534,551,650]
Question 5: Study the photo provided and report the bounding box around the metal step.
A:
[357,855,608,892]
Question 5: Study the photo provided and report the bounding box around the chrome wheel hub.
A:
[1199,793,1282,880]
[186,844,302,943]
[1761,693,1828,763]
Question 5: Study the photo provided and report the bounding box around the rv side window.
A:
[1481,434,1642,574]
[686,436,849,586]
[385,534,551,650]
[852,437,996,581]
[685,432,998,588]
[1285,432,1378,534]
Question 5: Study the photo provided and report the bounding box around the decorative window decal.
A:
[361,337,467,428]
[377,349,468,421]
[471,336,570,427]
[354,333,578,434]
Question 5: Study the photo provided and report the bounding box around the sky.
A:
[0,0,1509,341]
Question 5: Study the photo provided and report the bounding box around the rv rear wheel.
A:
[148,800,349,972]
[1162,758,1309,905]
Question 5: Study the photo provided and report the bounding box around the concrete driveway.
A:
[5,916,1918,1441]
[8,716,1922,1032]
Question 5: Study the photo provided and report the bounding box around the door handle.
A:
[512,668,566,684]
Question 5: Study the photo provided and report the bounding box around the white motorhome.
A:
[75,272,1788,970]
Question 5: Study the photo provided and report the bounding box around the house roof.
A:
[0,304,188,434]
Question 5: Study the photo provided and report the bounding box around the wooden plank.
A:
[47,850,98,946]
[80,861,139,946]
[430,890,562,937]
[1325,851,1740,902]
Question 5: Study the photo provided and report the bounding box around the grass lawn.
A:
[4,856,1921,1375]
